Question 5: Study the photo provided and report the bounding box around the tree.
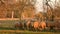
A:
[19,0,35,20]
[44,0,55,21]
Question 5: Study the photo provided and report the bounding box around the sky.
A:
[34,0,58,14]
[15,0,59,14]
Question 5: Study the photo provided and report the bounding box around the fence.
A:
[0,19,20,30]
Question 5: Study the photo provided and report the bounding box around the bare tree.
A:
[44,0,54,21]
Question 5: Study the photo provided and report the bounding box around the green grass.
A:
[0,20,60,34]
[0,20,19,30]
[0,31,60,34]
[0,20,19,28]
[0,27,15,30]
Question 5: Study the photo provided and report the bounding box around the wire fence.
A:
[0,20,20,30]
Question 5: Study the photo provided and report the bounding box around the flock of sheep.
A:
[15,19,60,31]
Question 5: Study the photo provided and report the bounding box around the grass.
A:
[0,27,15,30]
[0,20,19,30]
[0,20,60,34]
[0,30,60,34]
[0,20,19,28]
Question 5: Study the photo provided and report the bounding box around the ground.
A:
[0,30,60,34]
[0,20,60,34]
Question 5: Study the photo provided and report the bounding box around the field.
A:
[0,20,19,28]
[0,30,60,34]
[0,20,60,34]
